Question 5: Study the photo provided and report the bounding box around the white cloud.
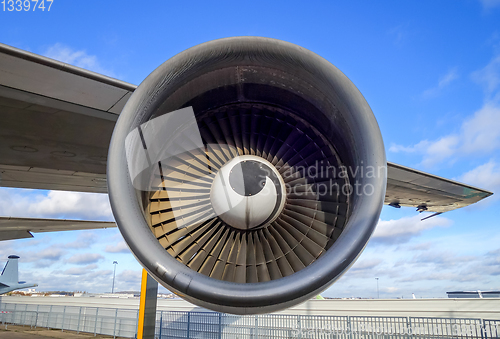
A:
[61,232,99,249]
[388,24,410,46]
[67,253,104,265]
[479,0,500,9]
[63,264,98,276]
[29,191,113,220]
[331,235,500,298]
[395,246,497,283]
[1,228,142,293]
[372,215,452,244]
[351,258,382,270]
[116,270,142,291]
[385,286,400,293]
[37,248,65,261]
[17,265,118,292]
[422,68,459,98]
[105,241,130,253]
[391,54,500,168]
[19,246,66,268]
[43,43,115,77]
[343,258,384,279]
[388,143,419,153]
[390,101,500,167]
[0,188,113,221]
[408,242,432,251]
[459,160,500,203]
[461,104,500,154]
[0,243,15,260]
[485,248,500,274]
[472,54,500,97]
[460,160,500,189]
[411,250,476,266]
[426,135,459,160]
[399,271,477,283]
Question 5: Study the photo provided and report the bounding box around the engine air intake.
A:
[108,37,386,314]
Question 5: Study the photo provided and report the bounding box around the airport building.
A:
[447,290,500,298]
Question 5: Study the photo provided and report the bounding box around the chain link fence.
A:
[1,302,499,338]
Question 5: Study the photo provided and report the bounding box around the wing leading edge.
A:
[0,43,492,241]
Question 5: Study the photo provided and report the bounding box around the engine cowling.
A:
[107,37,386,314]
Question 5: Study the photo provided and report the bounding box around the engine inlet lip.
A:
[107,36,387,314]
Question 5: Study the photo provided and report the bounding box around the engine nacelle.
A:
[107,37,386,314]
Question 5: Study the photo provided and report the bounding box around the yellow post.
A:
[137,269,158,339]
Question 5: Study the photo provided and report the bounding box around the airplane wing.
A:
[385,162,492,213]
[0,42,492,241]
[0,42,136,193]
[0,217,116,241]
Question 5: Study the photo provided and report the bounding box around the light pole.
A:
[375,277,379,299]
[112,261,118,294]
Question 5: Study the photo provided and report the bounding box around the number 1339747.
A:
[2,0,54,11]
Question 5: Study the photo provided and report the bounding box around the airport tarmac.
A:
[0,325,123,339]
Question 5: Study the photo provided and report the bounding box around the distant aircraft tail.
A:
[0,255,37,295]
[0,255,20,284]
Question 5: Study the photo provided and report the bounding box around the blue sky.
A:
[0,0,499,298]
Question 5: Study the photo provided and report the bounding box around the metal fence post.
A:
[113,308,118,339]
[187,312,191,339]
[35,304,39,328]
[94,308,99,337]
[47,305,53,329]
[82,307,87,334]
[136,309,139,338]
[22,304,27,326]
[159,311,163,339]
[218,312,222,339]
[347,316,351,339]
[76,307,82,333]
[297,315,301,339]
[254,314,258,339]
[61,305,66,331]
[15,303,20,325]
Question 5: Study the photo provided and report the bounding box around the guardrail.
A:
[1,303,499,338]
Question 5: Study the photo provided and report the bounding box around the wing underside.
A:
[0,217,116,241]
[0,42,136,193]
[385,162,492,213]
[0,43,492,240]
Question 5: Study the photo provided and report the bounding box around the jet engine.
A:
[107,37,386,314]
